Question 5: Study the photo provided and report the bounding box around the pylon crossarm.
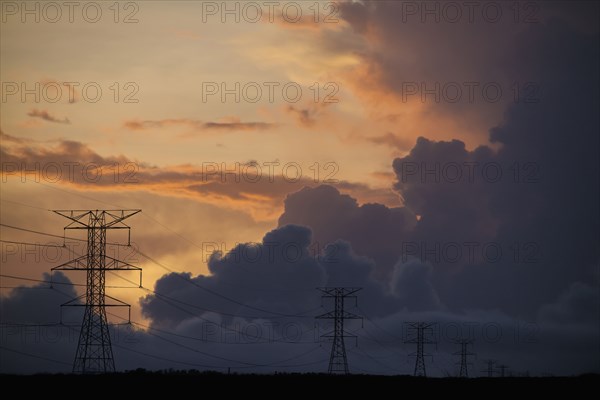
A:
[104,256,141,271]
[316,311,335,319]
[52,255,88,270]
[103,210,141,228]
[53,210,91,228]
[60,294,86,307]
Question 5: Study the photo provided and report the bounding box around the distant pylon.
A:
[453,339,475,378]
[404,322,436,377]
[52,210,141,374]
[482,359,496,377]
[497,364,509,377]
[316,287,362,374]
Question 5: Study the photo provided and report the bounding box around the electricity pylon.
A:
[497,364,509,377]
[404,322,436,377]
[52,210,141,374]
[453,339,475,378]
[482,359,497,377]
[316,287,362,374]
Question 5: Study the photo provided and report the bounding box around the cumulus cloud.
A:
[390,19,599,316]
[278,185,415,278]
[391,258,442,312]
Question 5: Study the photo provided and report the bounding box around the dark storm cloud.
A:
[1,226,597,375]
[0,272,76,323]
[392,19,599,316]
[0,273,81,373]
[391,258,442,312]
[139,224,422,326]
[278,185,416,279]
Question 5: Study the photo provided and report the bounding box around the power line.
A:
[134,248,317,319]
[0,345,71,367]
[0,223,131,247]
[104,272,319,344]
[0,198,49,211]
[57,317,325,370]
[348,346,401,374]
[2,222,319,318]
[1,268,319,327]
[0,239,64,248]
[31,179,128,209]
[358,322,409,362]
[0,273,138,289]
[0,323,62,327]
[1,223,77,241]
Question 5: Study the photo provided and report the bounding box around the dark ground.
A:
[1,371,598,387]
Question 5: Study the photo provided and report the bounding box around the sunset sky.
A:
[1,1,598,376]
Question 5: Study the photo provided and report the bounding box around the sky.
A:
[0,0,598,376]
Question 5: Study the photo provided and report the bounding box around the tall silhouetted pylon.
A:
[453,339,475,378]
[404,322,436,377]
[482,359,497,377]
[316,287,362,374]
[52,209,141,373]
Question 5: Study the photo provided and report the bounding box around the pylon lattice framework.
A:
[482,359,496,377]
[316,287,362,374]
[404,322,436,377]
[453,339,475,378]
[497,364,509,377]
[52,209,141,374]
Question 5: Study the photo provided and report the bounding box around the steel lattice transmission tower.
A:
[52,210,141,374]
[453,339,475,378]
[481,359,496,377]
[316,287,362,374]
[497,364,509,377]
[404,322,436,377]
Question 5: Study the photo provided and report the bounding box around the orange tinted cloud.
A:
[367,132,413,151]
[1,134,399,221]
[27,109,70,124]
[124,117,275,133]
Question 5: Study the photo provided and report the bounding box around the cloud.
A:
[538,282,600,326]
[0,134,393,221]
[0,130,24,143]
[391,258,442,312]
[123,117,275,134]
[27,109,70,124]
[367,132,413,151]
[284,101,333,129]
[285,105,317,128]
[390,20,599,317]
[278,185,416,279]
[2,233,596,375]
